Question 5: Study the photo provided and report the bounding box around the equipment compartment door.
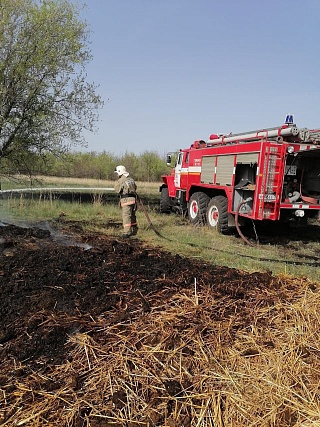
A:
[215,155,235,186]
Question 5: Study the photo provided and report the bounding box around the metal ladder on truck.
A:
[256,142,286,220]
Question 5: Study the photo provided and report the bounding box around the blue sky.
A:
[80,0,320,155]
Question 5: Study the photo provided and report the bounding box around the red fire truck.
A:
[160,117,320,234]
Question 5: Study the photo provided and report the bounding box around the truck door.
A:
[174,152,183,188]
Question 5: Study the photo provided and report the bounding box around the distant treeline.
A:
[1,150,172,182]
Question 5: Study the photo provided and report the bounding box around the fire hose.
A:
[136,193,256,245]
[235,198,256,247]
[136,193,256,244]
[136,194,163,237]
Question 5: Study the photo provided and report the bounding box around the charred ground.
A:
[0,222,273,365]
[0,221,319,426]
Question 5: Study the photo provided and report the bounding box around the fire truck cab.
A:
[160,119,320,234]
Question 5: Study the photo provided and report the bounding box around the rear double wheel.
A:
[206,195,229,234]
[188,192,210,225]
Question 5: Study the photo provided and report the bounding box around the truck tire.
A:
[206,196,229,234]
[188,192,210,225]
[160,187,171,213]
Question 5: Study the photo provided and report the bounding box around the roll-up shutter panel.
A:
[236,153,259,164]
[201,156,215,184]
[216,155,235,185]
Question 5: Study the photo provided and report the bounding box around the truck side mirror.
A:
[166,154,172,166]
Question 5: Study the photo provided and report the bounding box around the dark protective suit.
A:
[114,175,138,235]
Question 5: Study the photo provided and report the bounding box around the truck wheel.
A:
[160,187,171,213]
[188,192,210,225]
[207,196,229,234]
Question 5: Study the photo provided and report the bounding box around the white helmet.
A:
[114,165,129,177]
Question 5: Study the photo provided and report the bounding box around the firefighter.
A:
[114,165,138,237]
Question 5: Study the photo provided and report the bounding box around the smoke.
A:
[34,221,93,250]
[0,218,92,250]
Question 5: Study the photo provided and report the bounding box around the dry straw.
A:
[1,275,320,426]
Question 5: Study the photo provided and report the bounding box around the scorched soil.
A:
[0,221,319,427]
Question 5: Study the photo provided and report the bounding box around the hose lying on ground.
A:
[136,194,163,238]
[235,199,256,247]
[136,194,257,246]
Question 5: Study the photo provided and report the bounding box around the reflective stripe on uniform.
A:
[121,200,136,206]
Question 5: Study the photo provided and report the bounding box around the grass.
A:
[144,217,320,280]
[1,184,319,282]
[0,174,160,195]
